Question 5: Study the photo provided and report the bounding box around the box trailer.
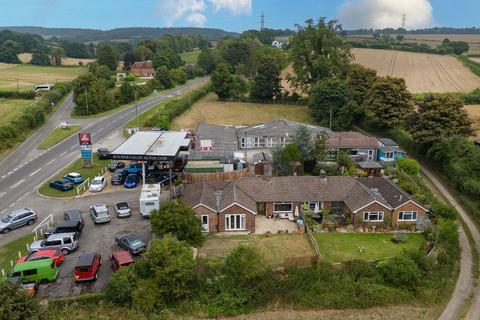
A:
[139,184,161,217]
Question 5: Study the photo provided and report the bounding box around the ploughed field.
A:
[352,48,480,93]
[464,104,480,139]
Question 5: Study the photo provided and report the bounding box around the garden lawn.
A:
[0,64,86,90]
[38,125,81,150]
[315,232,425,263]
[179,49,200,64]
[198,233,314,267]
[0,234,35,272]
[0,99,33,126]
[37,153,111,198]
[171,94,314,130]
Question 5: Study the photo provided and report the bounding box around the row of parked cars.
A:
[1,208,147,296]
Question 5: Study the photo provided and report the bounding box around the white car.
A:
[89,176,107,193]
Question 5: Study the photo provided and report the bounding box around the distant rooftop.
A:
[110,131,190,161]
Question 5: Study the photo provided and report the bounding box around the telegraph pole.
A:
[135,90,138,128]
[84,88,88,114]
[402,14,406,29]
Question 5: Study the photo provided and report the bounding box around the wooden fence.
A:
[185,168,248,183]
[305,223,321,259]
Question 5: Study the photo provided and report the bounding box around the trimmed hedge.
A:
[0,90,36,99]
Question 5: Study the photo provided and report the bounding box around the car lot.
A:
[38,206,151,299]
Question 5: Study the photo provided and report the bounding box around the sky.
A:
[0,0,478,32]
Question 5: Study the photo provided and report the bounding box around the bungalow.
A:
[327,131,379,162]
[182,174,427,233]
[376,138,407,163]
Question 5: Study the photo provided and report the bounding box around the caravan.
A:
[140,184,161,217]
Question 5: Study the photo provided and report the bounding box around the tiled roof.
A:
[131,60,154,69]
[357,177,415,209]
[195,123,238,152]
[377,138,399,147]
[236,119,332,138]
[327,131,379,148]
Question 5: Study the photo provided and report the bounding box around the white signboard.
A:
[200,139,212,152]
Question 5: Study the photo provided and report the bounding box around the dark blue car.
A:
[124,174,139,188]
[50,179,74,191]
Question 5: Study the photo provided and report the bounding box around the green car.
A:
[9,258,59,284]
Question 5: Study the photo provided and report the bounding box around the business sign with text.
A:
[79,133,92,146]
[79,133,93,167]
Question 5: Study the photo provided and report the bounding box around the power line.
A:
[402,14,406,29]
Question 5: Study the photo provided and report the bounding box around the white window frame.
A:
[273,202,293,213]
[368,149,374,160]
[254,137,260,148]
[385,152,394,160]
[200,215,209,232]
[225,214,246,231]
[280,137,286,147]
[363,211,384,222]
[266,137,273,148]
[398,211,418,222]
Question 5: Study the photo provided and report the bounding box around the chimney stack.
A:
[320,169,327,181]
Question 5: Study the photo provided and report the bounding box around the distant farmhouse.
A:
[272,37,289,49]
[130,60,155,77]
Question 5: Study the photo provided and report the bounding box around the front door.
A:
[201,215,209,232]
[368,149,374,161]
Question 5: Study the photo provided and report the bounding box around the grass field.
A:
[0,234,35,273]
[0,63,86,90]
[18,53,95,66]
[38,125,81,150]
[352,48,480,93]
[171,94,314,130]
[179,49,200,64]
[314,232,425,263]
[0,99,33,126]
[37,153,111,198]
[199,233,314,266]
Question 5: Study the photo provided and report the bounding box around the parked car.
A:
[64,209,85,229]
[43,220,83,238]
[110,250,134,271]
[90,204,111,224]
[10,259,59,284]
[89,176,106,192]
[29,233,79,255]
[111,170,126,185]
[63,172,84,184]
[114,234,146,255]
[145,171,167,184]
[108,161,125,172]
[74,252,101,282]
[97,148,110,159]
[114,202,131,218]
[124,173,139,188]
[124,162,143,175]
[50,179,74,191]
[159,173,178,187]
[0,208,37,234]
[17,248,65,266]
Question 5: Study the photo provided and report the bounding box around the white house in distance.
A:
[272,38,289,49]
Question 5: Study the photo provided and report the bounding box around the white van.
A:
[34,84,54,92]
[140,184,161,217]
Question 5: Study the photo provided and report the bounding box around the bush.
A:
[431,199,457,220]
[397,158,420,175]
[223,246,267,287]
[0,282,44,320]
[106,267,135,306]
[377,255,421,290]
[0,90,36,99]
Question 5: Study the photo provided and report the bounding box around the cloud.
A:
[186,12,207,27]
[338,0,433,29]
[208,0,252,14]
[156,0,206,27]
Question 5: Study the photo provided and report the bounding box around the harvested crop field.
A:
[352,48,480,93]
[18,53,94,66]
[464,104,480,138]
[170,94,314,130]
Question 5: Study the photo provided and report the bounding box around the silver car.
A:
[0,208,37,234]
[114,202,131,218]
[90,204,111,224]
[29,232,79,255]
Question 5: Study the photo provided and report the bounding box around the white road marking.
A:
[70,145,77,150]
[46,159,55,166]
[0,209,6,215]
[10,179,25,190]
[59,151,66,157]
[0,192,6,198]
[29,168,41,176]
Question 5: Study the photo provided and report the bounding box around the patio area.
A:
[254,215,301,234]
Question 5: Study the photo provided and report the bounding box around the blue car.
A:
[50,179,74,191]
[124,174,139,188]
[124,162,143,175]
[63,172,84,184]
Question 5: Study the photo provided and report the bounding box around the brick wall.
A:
[219,204,255,232]
[193,205,218,233]
[352,202,392,227]
[392,202,427,226]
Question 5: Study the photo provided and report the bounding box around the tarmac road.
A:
[0,77,207,225]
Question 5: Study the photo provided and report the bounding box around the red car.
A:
[74,252,101,282]
[17,248,65,266]
[110,250,134,271]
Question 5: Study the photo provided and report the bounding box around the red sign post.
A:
[79,133,93,168]
[79,133,92,145]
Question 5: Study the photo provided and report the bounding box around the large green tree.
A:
[0,282,44,320]
[150,200,203,246]
[119,82,135,104]
[211,63,234,100]
[250,55,282,100]
[294,125,313,162]
[308,78,359,130]
[155,65,173,89]
[96,43,119,71]
[169,68,188,85]
[410,94,472,146]
[30,49,51,66]
[197,48,216,74]
[133,45,153,61]
[289,18,351,92]
[152,48,183,70]
[364,76,412,128]
[347,64,377,105]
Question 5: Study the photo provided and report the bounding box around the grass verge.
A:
[314,232,425,263]
[38,125,81,150]
[0,234,35,272]
[37,152,111,198]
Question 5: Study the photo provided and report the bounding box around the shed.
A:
[357,161,383,177]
